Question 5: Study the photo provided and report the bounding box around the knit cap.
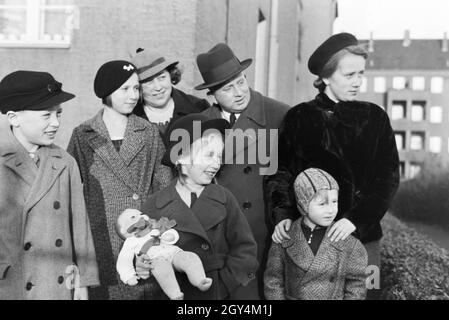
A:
[294,168,339,215]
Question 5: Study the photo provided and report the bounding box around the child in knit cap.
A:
[264,167,368,300]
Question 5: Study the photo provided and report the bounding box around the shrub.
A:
[391,154,449,230]
[380,214,449,300]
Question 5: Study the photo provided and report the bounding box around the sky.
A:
[333,0,449,39]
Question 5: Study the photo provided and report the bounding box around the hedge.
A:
[380,214,449,300]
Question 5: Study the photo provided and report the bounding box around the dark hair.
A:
[167,64,182,85]
[313,45,368,92]
[102,95,113,107]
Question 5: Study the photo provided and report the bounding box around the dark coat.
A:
[264,218,368,300]
[140,181,259,300]
[202,89,289,299]
[133,87,210,139]
[67,111,172,299]
[0,125,99,300]
[264,93,400,244]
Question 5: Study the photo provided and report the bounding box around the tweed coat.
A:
[202,89,289,299]
[140,181,259,300]
[0,125,99,300]
[264,218,368,300]
[133,87,210,138]
[67,111,172,300]
[264,93,400,244]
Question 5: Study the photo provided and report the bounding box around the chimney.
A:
[403,29,411,47]
[443,32,448,52]
[368,31,374,52]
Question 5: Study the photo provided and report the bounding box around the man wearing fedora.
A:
[195,43,290,299]
[131,48,210,138]
[0,70,99,299]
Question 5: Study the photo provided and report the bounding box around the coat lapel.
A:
[23,146,66,213]
[118,114,146,167]
[153,183,226,244]
[283,219,315,274]
[0,128,38,187]
[85,111,139,193]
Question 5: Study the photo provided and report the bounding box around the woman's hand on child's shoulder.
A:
[327,218,356,242]
[272,219,292,244]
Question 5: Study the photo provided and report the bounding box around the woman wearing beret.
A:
[67,60,173,300]
[131,48,210,138]
[264,33,400,299]
[0,70,99,299]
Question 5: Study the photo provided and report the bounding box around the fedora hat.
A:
[0,70,75,114]
[131,48,179,83]
[195,43,252,90]
[308,32,358,76]
[161,113,230,167]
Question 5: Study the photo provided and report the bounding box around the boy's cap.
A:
[161,113,230,168]
[0,70,75,114]
[94,60,137,98]
[294,168,339,215]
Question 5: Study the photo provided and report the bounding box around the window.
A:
[392,77,406,90]
[391,100,406,120]
[412,77,425,90]
[0,0,76,48]
[431,77,444,93]
[394,131,406,150]
[360,76,368,93]
[411,101,426,121]
[399,161,405,178]
[409,162,422,179]
[410,132,425,150]
[429,136,442,153]
[430,106,443,123]
[374,77,386,93]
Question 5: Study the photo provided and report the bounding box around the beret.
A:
[0,70,75,114]
[94,60,137,98]
[308,32,358,76]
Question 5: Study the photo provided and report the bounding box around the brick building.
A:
[358,32,449,179]
[0,0,337,146]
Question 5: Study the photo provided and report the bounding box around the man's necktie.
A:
[229,112,237,127]
[190,192,198,208]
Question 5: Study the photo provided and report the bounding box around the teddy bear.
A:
[116,208,212,300]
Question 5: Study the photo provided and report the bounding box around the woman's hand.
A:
[135,254,153,279]
[272,219,292,244]
[74,286,88,300]
[327,218,356,242]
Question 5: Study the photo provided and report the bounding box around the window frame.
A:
[0,0,76,48]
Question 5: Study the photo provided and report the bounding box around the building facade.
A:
[358,34,449,179]
[0,0,337,146]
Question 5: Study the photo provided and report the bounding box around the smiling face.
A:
[141,70,173,109]
[323,53,366,102]
[305,189,339,228]
[213,73,250,113]
[178,131,224,187]
[108,73,140,115]
[7,105,63,151]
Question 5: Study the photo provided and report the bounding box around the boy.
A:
[0,70,99,299]
[264,168,367,300]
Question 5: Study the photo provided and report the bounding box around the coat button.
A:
[247,272,255,279]
[26,282,33,291]
[55,239,63,247]
[132,194,139,201]
[24,242,32,251]
[53,201,60,210]
[58,276,64,284]
[330,276,336,283]
[244,166,252,174]
[243,201,252,210]
[201,243,210,251]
